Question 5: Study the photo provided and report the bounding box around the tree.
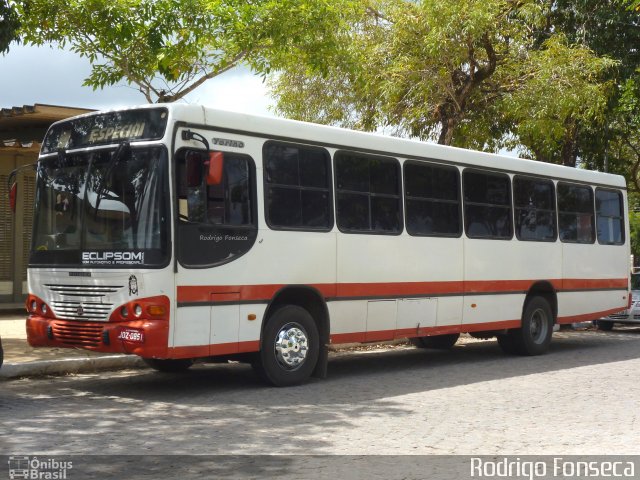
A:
[495,34,616,166]
[17,0,360,103]
[270,0,615,159]
[628,208,640,263]
[605,75,640,190]
[273,0,524,144]
[531,1,639,173]
[0,0,20,54]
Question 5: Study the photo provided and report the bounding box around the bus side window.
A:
[513,176,557,242]
[558,183,594,243]
[595,188,624,245]
[463,170,512,239]
[263,142,333,230]
[335,151,402,234]
[404,161,461,237]
[176,150,252,226]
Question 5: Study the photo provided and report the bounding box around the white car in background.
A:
[597,272,640,331]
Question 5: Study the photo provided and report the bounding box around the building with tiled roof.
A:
[1,104,93,308]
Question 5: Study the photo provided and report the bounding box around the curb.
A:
[0,355,146,380]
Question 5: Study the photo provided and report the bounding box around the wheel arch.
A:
[524,281,558,324]
[262,285,330,378]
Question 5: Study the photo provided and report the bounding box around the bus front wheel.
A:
[498,296,553,356]
[254,305,319,387]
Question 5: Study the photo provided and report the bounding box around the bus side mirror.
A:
[206,151,224,185]
[185,153,203,188]
[9,182,17,213]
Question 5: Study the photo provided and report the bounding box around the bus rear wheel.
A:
[254,305,319,387]
[498,296,553,356]
[411,333,460,350]
[143,358,194,372]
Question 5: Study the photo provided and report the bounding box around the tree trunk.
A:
[434,33,497,146]
[438,116,457,145]
[560,120,579,167]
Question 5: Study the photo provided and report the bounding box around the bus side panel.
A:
[462,238,562,326]
[172,305,210,351]
[335,234,463,336]
[173,229,337,351]
[559,242,629,322]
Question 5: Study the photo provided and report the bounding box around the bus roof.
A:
[55,103,628,189]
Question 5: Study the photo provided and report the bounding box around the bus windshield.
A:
[30,145,170,267]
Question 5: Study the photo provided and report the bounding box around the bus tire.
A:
[143,358,194,372]
[596,320,614,331]
[255,305,319,387]
[411,333,459,350]
[506,296,554,356]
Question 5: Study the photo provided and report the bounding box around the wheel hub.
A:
[274,323,309,370]
[529,308,549,344]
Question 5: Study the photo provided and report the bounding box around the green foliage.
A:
[541,1,640,172]
[270,0,613,157]
[629,209,640,263]
[17,0,359,103]
[499,34,617,165]
[0,0,20,54]
[601,74,640,191]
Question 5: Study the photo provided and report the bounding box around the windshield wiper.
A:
[94,141,130,215]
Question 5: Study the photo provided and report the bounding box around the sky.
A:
[0,44,274,116]
[0,43,519,157]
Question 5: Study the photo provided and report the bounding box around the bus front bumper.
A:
[26,315,169,358]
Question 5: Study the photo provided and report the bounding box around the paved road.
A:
[2,330,640,457]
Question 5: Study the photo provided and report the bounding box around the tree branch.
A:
[161,49,250,102]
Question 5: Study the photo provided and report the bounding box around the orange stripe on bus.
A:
[177,278,628,303]
[167,340,261,359]
[331,319,523,345]
[557,307,625,324]
[561,278,628,290]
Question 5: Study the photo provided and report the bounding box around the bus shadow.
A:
[3,330,639,455]
[22,330,640,403]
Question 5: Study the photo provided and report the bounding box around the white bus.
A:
[22,104,630,386]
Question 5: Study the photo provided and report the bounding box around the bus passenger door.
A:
[172,301,211,356]
[172,132,259,357]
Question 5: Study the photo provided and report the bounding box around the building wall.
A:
[0,104,94,307]
[0,147,38,305]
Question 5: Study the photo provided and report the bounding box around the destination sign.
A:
[42,108,168,153]
[88,122,146,143]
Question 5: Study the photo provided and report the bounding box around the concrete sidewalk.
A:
[0,311,144,380]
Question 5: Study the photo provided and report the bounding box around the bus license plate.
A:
[118,328,145,343]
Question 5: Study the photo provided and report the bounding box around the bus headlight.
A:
[30,300,37,312]
[108,296,170,322]
[41,304,47,314]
